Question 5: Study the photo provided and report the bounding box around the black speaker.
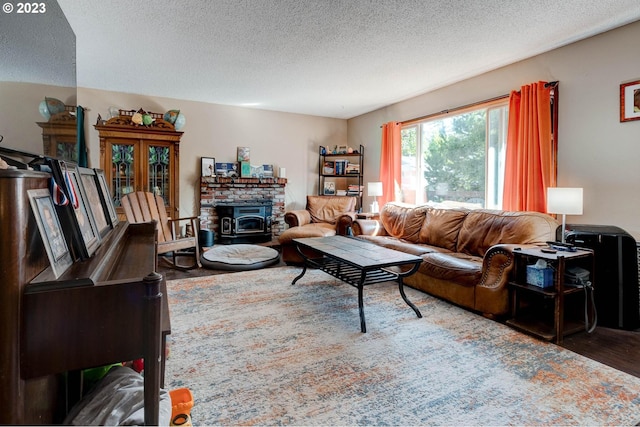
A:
[564,224,639,330]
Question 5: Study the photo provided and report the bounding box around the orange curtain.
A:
[379,121,402,206]
[503,81,557,212]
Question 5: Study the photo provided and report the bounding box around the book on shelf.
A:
[345,163,360,174]
[346,184,363,196]
[334,159,347,175]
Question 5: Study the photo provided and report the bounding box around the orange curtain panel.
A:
[503,81,557,212]
[379,121,402,206]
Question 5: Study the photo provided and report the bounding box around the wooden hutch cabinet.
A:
[95,110,182,219]
[38,105,78,162]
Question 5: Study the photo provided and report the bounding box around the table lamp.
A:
[546,187,583,243]
[368,182,383,213]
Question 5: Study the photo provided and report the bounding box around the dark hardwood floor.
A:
[159,260,640,379]
[561,326,640,378]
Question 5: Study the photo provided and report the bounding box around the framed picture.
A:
[215,162,238,177]
[66,163,101,257]
[237,146,250,162]
[620,80,640,122]
[201,156,216,177]
[240,161,251,177]
[79,167,110,238]
[94,168,119,227]
[323,160,335,175]
[47,159,101,259]
[27,188,73,278]
[337,145,348,154]
[323,181,336,195]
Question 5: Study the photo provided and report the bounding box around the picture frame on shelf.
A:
[323,160,335,175]
[240,161,251,177]
[79,167,110,238]
[262,164,274,178]
[215,162,238,177]
[620,80,640,122]
[94,168,119,227]
[323,181,336,195]
[47,159,101,260]
[201,156,216,177]
[27,188,73,278]
[237,146,250,162]
[65,163,101,258]
[337,145,348,154]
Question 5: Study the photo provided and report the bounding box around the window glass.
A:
[400,101,508,208]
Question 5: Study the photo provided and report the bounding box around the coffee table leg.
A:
[398,278,422,318]
[292,244,309,285]
[292,264,307,285]
[358,284,366,333]
[397,262,422,318]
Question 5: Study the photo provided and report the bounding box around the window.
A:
[400,100,508,209]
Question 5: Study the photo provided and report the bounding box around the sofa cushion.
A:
[356,235,446,256]
[457,209,558,257]
[307,195,356,224]
[419,252,483,287]
[379,203,428,243]
[419,207,468,251]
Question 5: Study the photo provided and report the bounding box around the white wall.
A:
[77,88,347,218]
[348,20,640,238]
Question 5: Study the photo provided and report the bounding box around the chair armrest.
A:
[352,219,388,236]
[284,210,311,227]
[167,216,200,239]
[336,212,357,235]
[168,216,199,223]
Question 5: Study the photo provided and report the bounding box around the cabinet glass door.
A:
[111,143,136,207]
[147,145,171,205]
[55,141,78,163]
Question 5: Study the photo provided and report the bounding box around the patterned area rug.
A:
[165,267,640,425]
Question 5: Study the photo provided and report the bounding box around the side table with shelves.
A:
[506,247,595,344]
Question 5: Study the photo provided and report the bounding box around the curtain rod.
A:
[382,81,559,128]
[400,94,509,127]
[380,94,509,128]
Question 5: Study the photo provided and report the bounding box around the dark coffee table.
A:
[292,235,423,332]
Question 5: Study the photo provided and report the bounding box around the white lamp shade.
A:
[368,182,383,197]
[547,187,583,215]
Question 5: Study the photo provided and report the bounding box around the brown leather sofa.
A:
[351,202,559,317]
[278,195,357,264]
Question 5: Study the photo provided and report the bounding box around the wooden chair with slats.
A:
[121,191,201,270]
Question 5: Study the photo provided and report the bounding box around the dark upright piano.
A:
[0,169,170,425]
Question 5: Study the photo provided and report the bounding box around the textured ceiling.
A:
[32,1,640,118]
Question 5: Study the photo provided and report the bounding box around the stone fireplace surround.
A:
[200,177,287,243]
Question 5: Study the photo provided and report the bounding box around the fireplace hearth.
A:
[200,176,287,244]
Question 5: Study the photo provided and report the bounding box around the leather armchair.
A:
[278,195,357,264]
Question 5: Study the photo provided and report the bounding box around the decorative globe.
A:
[174,112,186,130]
[163,109,180,124]
[38,101,51,120]
[38,97,65,120]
